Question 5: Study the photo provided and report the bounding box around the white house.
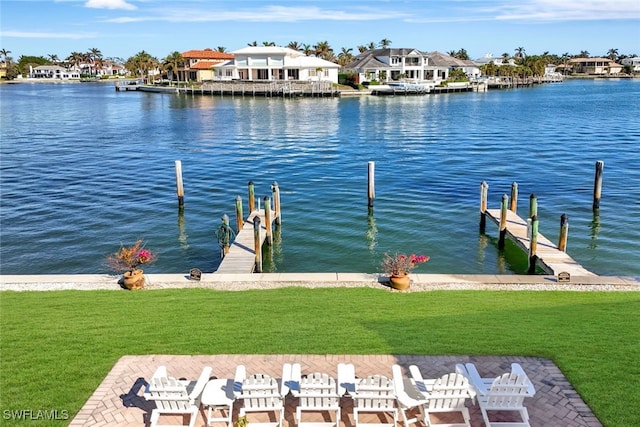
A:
[29,65,80,80]
[345,48,480,84]
[621,57,640,72]
[215,46,340,83]
[345,48,431,83]
[475,53,517,66]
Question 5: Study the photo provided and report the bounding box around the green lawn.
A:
[1,288,639,426]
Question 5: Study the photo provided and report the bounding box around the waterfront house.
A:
[474,54,517,67]
[621,57,640,72]
[180,48,234,82]
[344,48,480,85]
[344,48,431,84]
[28,65,80,80]
[425,51,481,80]
[94,61,128,78]
[569,57,623,75]
[214,46,339,83]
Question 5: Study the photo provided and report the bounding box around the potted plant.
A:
[381,252,429,290]
[106,239,157,290]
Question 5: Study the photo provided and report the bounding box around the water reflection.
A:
[177,209,189,250]
[589,210,601,249]
[366,210,378,252]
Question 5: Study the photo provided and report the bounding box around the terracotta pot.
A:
[123,269,145,290]
[389,273,410,290]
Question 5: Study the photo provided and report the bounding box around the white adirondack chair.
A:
[423,373,472,427]
[337,362,356,396]
[460,363,534,427]
[238,373,285,427]
[352,374,398,427]
[296,372,341,427]
[391,365,427,427]
[146,365,212,427]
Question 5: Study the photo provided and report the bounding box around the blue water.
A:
[1,79,639,276]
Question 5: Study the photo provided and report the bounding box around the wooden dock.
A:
[485,209,595,276]
[215,209,275,274]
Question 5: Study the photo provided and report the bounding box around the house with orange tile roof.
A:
[569,57,623,75]
[180,48,234,82]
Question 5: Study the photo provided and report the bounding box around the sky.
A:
[1,0,639,62]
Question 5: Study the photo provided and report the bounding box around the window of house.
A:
[257,69,269,79]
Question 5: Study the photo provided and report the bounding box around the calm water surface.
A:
[1,79,639,276]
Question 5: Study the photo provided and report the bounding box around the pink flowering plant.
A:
[106,239,157,273]
[381,252,429,276]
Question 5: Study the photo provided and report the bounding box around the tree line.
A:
[1,41,637,81]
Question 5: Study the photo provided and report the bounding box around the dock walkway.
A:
[485,209,595,276]
[215,209,273,274]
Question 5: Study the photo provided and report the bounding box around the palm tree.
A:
[337,47,354,66]
[87,48,102,75]
[578,50,590,58]
[66,52,84,71]
[302,44,314,56]
[367,42,376,51]
[262,41,276,46]
[314,41,334,61]
[47,54,59,65]
[287,41,302,51]
[606,48,619,61]
[163,51,184,82]
[125,51,159,83]
[216,47,227,53]
[514,46,526,64]
[501,52,510,63]
[0,48,11,63]
[379,38,392,48]
[247,41,258,46]
[357,45,367,53]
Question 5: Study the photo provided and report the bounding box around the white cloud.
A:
[85,0,137,11]
[105,4,410,24]
[0,30,95,39]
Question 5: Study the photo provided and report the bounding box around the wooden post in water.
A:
[510,182,518,213]
[264,196,273,245]
[479,181,488,233]
[235,196,244,232]
[271,181,281,225]
[174,160,184,208]
[220,214,231,255]
[528,214,539,273]
[248,181,255,213]
[593,160,604,210]
[498,194,508,249]
[529,194,538,219]
[367,161,375,208]
[558,213,569,252]
[253,216,262,273]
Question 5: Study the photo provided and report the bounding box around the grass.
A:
[1,288,639,426]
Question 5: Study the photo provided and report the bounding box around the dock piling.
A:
[235,196,244,232]
[248,181,255,213]
[528,215,539,273]
[174,160,184,208]
[272,181,281,225]
[264,196,273,246]
[499,194,508,249]
[510,182,518,213]
[558,213,569,252]
[479,181,488,232]
[253,216,262,273]
[368,161,375,208]
[529,194,538,219]
[593,160,604,210]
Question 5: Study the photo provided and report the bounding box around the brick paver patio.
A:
[69,354,602,427]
